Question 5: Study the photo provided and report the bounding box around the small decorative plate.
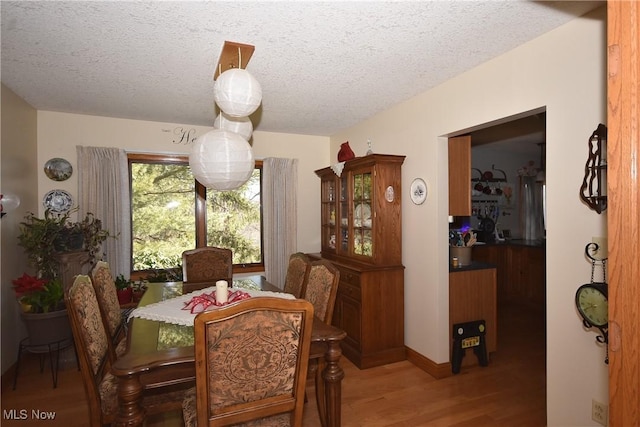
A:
[43,189,73,213]
[410,178,427,205]
[44,158,73,181]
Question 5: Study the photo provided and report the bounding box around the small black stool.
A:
[12,337,75,390]
[451,319,488,374]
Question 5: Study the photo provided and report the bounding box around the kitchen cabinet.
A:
[473,243,545,308]
[449,267,497,367]
[448,135,471,216]
[312,154,405,368]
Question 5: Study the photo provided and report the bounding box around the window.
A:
[128,153,263,276]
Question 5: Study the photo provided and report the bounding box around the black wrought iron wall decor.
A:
[579,123,607,214]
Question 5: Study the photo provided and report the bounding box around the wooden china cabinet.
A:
[309,154,405,369]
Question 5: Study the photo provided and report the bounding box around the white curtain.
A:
[520,175,545,241]
[263,158,298,288]
[76,146,131,278]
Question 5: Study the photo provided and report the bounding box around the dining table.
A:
[111,275,347,427]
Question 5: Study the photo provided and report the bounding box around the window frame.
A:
[128,153,264,277]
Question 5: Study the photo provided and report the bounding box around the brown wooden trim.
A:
[607,1,640,426]
[405,346,452,379]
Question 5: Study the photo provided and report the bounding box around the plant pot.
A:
[117,288,133,305]
[20,309,72,347]
[53,230,84,252]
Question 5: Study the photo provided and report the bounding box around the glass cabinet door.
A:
[339,175,349,253]
[321,178,337,252]
[352,170,373,257]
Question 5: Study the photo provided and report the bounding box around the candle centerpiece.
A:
[215,280,229,304]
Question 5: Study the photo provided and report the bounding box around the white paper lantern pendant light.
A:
[214,68,262,118]
[189,129,255,191]
[189,42,261,191]
[214,112,253,141]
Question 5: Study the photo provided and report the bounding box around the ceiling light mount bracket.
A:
[214,41,255,80]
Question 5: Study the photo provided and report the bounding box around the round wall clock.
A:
[44,158,73,181]
[410,178,427,205]
[575,282,608,328]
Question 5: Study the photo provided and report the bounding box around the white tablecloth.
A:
[128,285,295,326]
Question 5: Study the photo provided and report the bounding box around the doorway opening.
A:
[449,107,547,423]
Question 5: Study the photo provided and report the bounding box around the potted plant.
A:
[18,208,112,280]
[11,273,71,345]
[114,274,133,305]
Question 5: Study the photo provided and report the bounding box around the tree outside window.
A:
[129,154,263,275]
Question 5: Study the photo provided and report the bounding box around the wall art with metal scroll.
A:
[579,123,607,214]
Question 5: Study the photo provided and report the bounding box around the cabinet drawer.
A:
[335,266,360,287]
[338,281,362,301]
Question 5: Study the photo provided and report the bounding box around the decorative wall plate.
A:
[43,189,73,214]
[44,158,73,181]
[385,185,395,202]
[410,178,427,205]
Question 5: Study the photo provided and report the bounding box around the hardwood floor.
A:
[1,301,545,426]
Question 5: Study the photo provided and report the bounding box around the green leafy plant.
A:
[114,274,133,290]
[18,208,113,281]
[12,273,64,313]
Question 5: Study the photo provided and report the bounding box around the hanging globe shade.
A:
[214,112,253,141]
[214,68,262,118]
[189,129,255,191]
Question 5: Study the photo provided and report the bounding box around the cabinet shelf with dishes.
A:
[312,154,406,369]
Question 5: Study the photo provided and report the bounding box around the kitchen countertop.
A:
[449,261,496,273]
[475,239,545,248]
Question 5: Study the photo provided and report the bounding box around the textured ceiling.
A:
[1,1,602,137]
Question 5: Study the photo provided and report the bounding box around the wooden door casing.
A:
[607,1,640,425]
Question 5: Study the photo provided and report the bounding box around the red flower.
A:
[12,273,47,298]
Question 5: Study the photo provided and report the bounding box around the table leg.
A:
[114,374,145,427]
[321,340,345,427]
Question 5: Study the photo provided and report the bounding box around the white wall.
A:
[36,112,329,254]
[331,7,608,427]
[1,84,38,374]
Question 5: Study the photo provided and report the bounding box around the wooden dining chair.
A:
[301,259,340,422]
[302,259,340,325]
[182,297,314,427]
[182,246,233,293]
[65,275,188,427]
[283,252,311,298]
[90,261,128,361]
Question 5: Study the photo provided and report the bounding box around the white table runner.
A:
[129,285,295,326]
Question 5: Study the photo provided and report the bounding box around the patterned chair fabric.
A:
[182,247,233,292]
[66,275,117,426]
[66,275,190,427]
[283,252,310,298]
[182,297,314,427]
[302,260,340,325]
[90,261,126,360]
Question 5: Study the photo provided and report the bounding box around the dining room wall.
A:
[330,7,607,427]
[1,84,38,374]
[35,111,329,257]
